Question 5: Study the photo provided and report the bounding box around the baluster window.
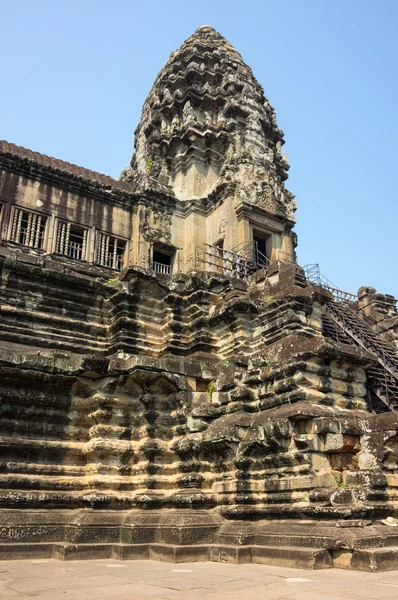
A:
[55,221,88,261]
[96,232,126,271]
[10,207,46,249]
[152,248,173,275]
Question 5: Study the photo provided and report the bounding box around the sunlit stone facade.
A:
[0,26,397,571]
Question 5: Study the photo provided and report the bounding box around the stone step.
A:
[54,543,212,562]
[208,544,332,569]
[349,546,398,572]
[251,545,333,569]
[255,532,385,550]
[255,533,333,550]
[2,542,398,571]
[52,543,114,560]
[0,542,332,568]
[0,543,53,560]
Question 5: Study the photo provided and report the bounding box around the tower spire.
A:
[122,26,295,225]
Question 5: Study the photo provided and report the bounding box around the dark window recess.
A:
[55,222,88,261]
[214,239,224,271]
[254,236,266,255]
[196,378,210,392]
[152,250,173,274]
[253,234,268,266]
[153,251,171,266]
[96,233,126,271]
[10,208,46,249]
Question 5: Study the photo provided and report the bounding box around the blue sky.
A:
[1,0,397,298]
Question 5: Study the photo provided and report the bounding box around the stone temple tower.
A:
[121,25,296,274]
[0,26,397,571]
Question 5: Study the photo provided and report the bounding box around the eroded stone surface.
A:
[0,25,397,570]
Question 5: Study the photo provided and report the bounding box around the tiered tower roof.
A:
[122,26,295,222]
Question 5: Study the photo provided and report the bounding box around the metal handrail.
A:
[304,263,398,410]
[196,242,270,280]
[304,264,357,302]
[307,262,397,348]
[327,302,398,377]
[231,241,270,268]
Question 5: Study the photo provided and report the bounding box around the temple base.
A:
[2,510,398,571]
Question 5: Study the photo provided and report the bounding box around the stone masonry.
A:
[0,26,398,571]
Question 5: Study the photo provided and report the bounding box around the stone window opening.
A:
[96,232,126,271]
[253,229,271,267]
[55,221,88,261]
[152,243,175,275]
[9,207,47,249]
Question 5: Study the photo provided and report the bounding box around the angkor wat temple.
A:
[1,26,398,571]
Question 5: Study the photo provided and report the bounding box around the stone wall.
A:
[0,25,397,571]
[0,251,398,569]
[0,257,392,510]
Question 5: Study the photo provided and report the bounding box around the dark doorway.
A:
[253,233,269,267]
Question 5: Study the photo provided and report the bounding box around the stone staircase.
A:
[324,300,398,410]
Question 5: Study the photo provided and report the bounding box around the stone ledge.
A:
[1,511,398,570]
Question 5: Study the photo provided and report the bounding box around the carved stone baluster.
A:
[82,229,88,260]
[64,223,71,256]
[10,208,20,241]
[104,234,109,266]
[25,212,33,246]
[34,215,42,248]
[57,222,64,253]
[98,233,104,265]
[15,209,23,244]
[112,237,118,270]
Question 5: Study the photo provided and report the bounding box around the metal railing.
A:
[153,261,171,275]
[327,302,398,378]
[325,300,398,410]
[196,241,270,280]
[304,264,358,302]
[303,263,398,410]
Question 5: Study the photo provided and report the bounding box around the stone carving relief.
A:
[257,183,275,211]
[183,101,197,124]
[219,219,228,235]
[139,206,172,244]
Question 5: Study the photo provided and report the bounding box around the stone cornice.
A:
[235,201,286,233]
[0,144,138,210]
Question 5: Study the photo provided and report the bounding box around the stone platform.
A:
[2,510,398,571]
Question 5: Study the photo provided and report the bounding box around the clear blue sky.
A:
[1,0,397,298]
